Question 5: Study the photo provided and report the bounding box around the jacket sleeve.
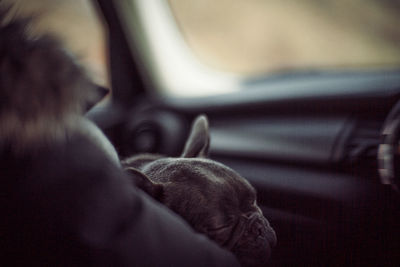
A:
[73,164,240,267]
[1,139,240,267]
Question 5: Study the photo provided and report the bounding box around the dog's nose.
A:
[253,220,264,236]
[231,213,276,266]
[243,212,277,247]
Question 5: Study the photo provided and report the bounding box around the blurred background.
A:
[2,0,400,87]
[168,0,400,75]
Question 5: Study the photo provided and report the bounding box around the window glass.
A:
[168,0,400,75]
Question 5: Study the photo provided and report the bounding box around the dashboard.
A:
[208,108,400,266]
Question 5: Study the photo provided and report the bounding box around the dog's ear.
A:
[125,167,163,201]
[181,115,210,158]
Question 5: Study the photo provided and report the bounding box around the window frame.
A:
[94,0,400,113]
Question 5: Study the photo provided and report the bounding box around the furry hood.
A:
[0,5,99,152]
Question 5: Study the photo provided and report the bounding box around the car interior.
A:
[86,0,400,266]
[83,1,400,266]
[6,0,400,266]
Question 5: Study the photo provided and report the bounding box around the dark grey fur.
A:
[122,115,277,267]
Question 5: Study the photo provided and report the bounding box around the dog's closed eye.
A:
[204,219,237,246]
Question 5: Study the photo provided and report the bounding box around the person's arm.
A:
[72,157,239,266]
[1,138,239,266]
[100,179,240,266]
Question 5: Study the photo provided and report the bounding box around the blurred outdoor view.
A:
[2,0,400,83]
[168,0,400,75]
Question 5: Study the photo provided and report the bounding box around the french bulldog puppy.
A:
[122,115,277,267]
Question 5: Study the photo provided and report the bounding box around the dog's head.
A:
[123,116,276,266]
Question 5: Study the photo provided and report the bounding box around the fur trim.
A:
[0,5,97,152]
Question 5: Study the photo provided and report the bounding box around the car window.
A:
[167,0,400,75]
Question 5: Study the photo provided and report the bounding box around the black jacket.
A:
[0,134,239,266]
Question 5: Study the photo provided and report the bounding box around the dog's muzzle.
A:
[225,212,277,266]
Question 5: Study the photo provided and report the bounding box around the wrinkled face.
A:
[141,157,277,267]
